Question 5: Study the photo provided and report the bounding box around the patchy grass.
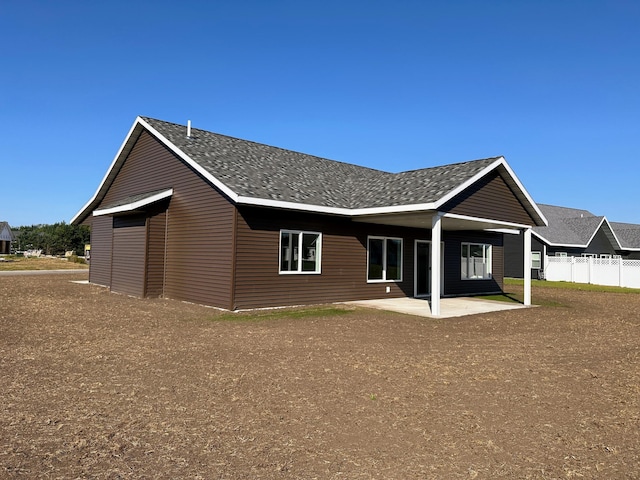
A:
[0,256,89,271]
[475,293,522,304]
[213,305,354,322]
[505,277,640,294]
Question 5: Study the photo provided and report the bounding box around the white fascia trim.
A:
[533,231,587,248]
[350,202,437,216]
[93,188,174,217]
[487,228,522,235]
[236,196,440,217]
[70,118,143,224]
[596,217,623,250]
[137,117,240,203]
[433,157,548,227]
[442,212,532,230]
[496,159,548,226]
[236,196,352,216]
[535,217,624,250]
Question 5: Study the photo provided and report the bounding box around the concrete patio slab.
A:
[344,296,530,318]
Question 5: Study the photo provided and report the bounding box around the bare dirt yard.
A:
[1,273,639,479]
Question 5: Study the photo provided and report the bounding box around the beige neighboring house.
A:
[0,221,14,254]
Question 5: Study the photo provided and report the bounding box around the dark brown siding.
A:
[111,215,147,297]
[233,207,505,309]
[94,131,235,308]
[442,171,535,225]
[89,215,112,287]
[234,207,416,309]
[443,231,504,296]
[146,211,167,297]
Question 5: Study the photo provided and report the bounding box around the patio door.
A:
[414,240,444,297]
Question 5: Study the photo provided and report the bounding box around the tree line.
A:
[13,222,90,256]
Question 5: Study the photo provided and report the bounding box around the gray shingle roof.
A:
[534,204,640,251]
[610,222,640,249]
[142,117,499,210]
[533,204,603,245]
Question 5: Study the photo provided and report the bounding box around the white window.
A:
[367,236,402,282]
[279,230,322,274]
[581,253,597,258]
[531,251,542,269]
[461,243,492,280]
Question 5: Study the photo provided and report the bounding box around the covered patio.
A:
[345,295,531,318]
[354,209,536,315]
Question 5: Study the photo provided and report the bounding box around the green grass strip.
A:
[504,277,640,294]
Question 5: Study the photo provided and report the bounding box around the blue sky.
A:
[2,0,639,227]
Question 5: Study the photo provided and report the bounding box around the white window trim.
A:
[531,251,542,269]
[278,230,322,274]
[367,236,403,283]
[461,242,492,280]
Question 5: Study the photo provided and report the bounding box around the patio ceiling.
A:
[352,210,528,232]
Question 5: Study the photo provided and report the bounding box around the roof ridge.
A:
[141,116,389,176]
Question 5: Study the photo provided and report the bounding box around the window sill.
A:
[279,271,322,275]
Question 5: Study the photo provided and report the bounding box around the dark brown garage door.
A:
[111,215,147,297]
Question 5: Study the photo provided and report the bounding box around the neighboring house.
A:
[0,222,14,254]
[504,204,640,278]
[609,222,640,260]
[71,117,547,313]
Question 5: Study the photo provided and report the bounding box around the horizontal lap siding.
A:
[443,231,504,295]
[164,189,234,308]
[89,216,112,287]
[94,131,234,308]
[146,211,166,297]
[443,171,535,226]
[234,208,420,309]
[111,217,147,297]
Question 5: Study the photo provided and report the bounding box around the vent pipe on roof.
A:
[187,120,192,138]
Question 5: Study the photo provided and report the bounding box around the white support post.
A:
[523,228,532,306]
[431,213,442,315]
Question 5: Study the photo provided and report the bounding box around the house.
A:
[71,117,547,313]
[0,222,14,254]
[609,222,640,260]
[504,204,640,278]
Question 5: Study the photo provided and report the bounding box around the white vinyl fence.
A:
[545,256,640,289]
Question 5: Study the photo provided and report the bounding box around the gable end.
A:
[441,170,536,225]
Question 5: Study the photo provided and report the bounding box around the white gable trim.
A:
[138,118,241,203]
[71,117,547,229]
[70,119,142,224]
[432,157,547,227]
[534,217,623,250]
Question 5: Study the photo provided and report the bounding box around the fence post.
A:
[619,257,624,287]
[588,257,593,284]
[571,256,575,283]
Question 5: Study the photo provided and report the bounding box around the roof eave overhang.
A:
[72,118,548,231]
[93,188,174,217]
